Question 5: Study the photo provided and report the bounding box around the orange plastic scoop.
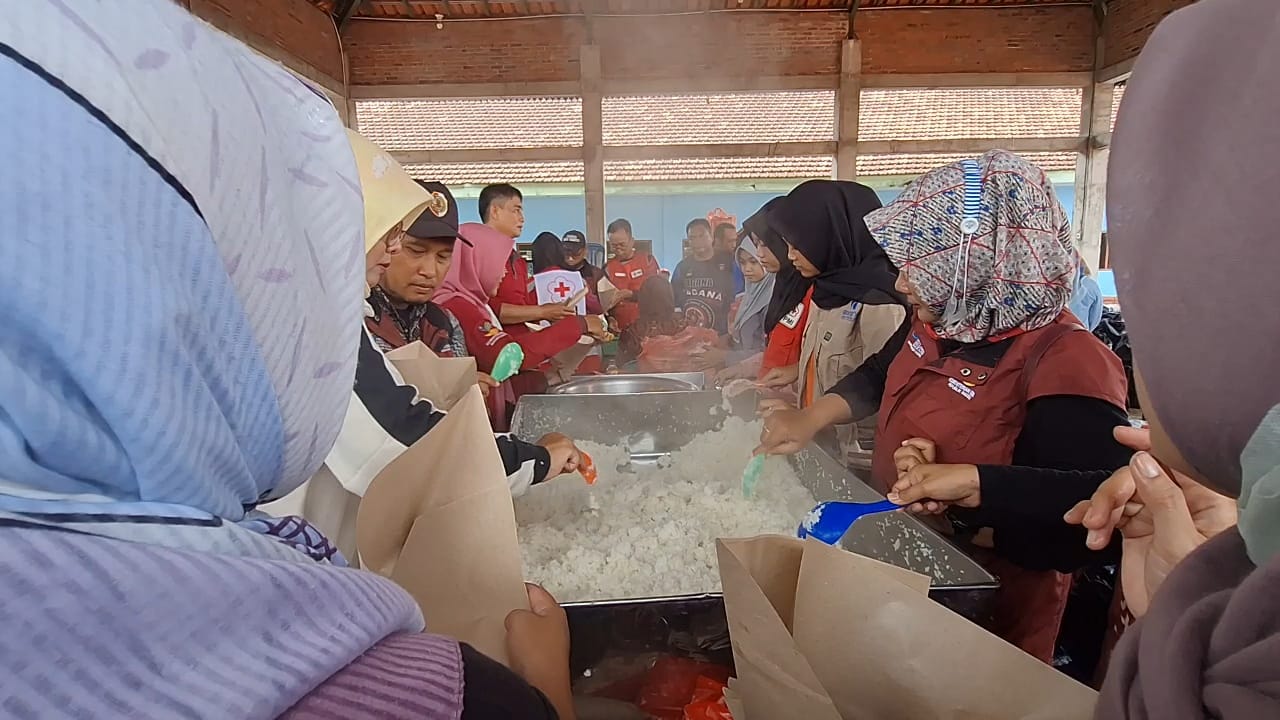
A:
[578,451,598,485]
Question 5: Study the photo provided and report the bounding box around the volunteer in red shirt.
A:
[757,151,1131,663]
[435,223,607,410]
[478,183,577,330]
[604,218,661,330]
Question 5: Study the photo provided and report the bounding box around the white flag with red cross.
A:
[533,270,587,314]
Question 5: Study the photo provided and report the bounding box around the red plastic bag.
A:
[637,327,721,373]
[683,676,733,720]
[635,657,731,720]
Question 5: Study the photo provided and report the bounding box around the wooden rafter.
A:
[335,0,365,27]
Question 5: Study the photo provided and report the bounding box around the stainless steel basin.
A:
[511,390,997,682]
[548,372,703,395]
[510,391,996,613]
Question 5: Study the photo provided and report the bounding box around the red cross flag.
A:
[533,270,587,314]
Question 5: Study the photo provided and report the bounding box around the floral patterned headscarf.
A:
[865,150,1076,343]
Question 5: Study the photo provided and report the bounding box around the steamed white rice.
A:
[514,417,818,603]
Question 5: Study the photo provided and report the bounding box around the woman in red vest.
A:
[758,150,1131,662]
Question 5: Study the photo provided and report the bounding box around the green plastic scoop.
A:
[742,454,766,499]
[491,343,525,383]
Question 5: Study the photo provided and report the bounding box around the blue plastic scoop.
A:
[798,499,900,545]
[490,343,525,383]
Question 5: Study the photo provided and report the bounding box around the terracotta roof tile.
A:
[371,88,1082,183]
[357,97,582,150]
[857,151,1076,178]
[403,160,585,184]
[602,92,835,145]
[1110,82,1125,131]
[859,88,1082,140]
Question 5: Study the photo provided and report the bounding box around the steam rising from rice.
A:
[515,417,818,603]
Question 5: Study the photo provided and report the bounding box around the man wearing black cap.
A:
[366,181,470,354]
[359,180,582,496]
[560,229,606,311]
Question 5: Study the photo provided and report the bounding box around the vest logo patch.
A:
[630,268,644,279]
[908,333,925,358]
[947,376,975,400]
[780,302,804,329]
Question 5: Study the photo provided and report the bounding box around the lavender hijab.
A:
[1099,0,1280,717]
[0,3,464,718]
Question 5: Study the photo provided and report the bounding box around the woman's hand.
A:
[887,464,980,515]
[506,584,575,720]
[714,362,754,385]
[539,301,576,322]
[1063,426,1237,617]
[691,346,728,370]
[893,438,937,476]
[759,364,800,389]
[584,314,609,340]
[755,407,819,456]
[537,432,583,477]
[475,372,499,398]
[756,397,795,417]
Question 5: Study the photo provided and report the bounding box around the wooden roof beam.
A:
[335,0,365,28]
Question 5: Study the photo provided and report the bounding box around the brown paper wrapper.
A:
[717,536,1096,720]
[358,346,528,664]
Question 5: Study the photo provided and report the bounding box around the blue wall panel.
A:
[472,185,1078,271]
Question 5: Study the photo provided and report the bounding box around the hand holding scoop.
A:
[578,451,598,485]
[797,499,900,545]
[490,343,525,383]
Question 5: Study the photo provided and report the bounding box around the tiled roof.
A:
[602,91,835,145]
[402,156,833,184]
[403,161,585,184]
[364,88,1083,183]
[859,88,1081,140]
[1110,82,1125,131]
[857,151,1076,178]
[357,97,582,150]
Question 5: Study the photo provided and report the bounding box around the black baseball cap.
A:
[561,229,586,246]
[407,180,471,246]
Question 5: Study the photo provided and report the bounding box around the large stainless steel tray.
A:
[510,391,997,616]
[548,372,704,395]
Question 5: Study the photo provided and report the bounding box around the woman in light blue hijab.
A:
[1068,260,1104,331]
[0,3,572,718]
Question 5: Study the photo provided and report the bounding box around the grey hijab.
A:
[1098,0,1280,717]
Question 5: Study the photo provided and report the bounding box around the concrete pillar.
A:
[1074,81,1114,268]
[835,39,862,181]
[580,45,606,247]
[344,98,359,129]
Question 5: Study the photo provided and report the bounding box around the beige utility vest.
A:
[797,300,906,468]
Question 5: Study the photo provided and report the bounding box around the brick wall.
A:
[188,0,344,91]
[595,12,846,80]
[345,6,1097,87]
[1103,0,1198,66]
[860,7,1095,74]
[344,18,586,85]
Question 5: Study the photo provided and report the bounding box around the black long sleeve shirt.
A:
[829,318,1130,572]
[354,328,551,493]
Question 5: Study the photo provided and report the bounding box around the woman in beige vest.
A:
[758,180,907,468]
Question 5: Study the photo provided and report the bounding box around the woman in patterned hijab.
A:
[865,149,1077,344]
[761,150,1131,661]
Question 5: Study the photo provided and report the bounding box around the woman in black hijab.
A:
[530,231,566,273]
[742,198,808,334]
[759,180,907,467]
[767,180,902,310]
